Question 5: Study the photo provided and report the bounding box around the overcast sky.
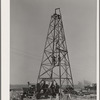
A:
[10,0,97,85]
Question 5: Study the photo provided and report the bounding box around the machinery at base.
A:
[21,82,35,99]
[36,79,59,99]
[21,80,59,99]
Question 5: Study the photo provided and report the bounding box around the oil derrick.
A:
[36,8,74,99]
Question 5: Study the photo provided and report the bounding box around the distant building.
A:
[84,83,96,94]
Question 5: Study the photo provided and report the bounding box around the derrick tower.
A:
[37,8,74,96]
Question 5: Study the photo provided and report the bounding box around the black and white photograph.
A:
[9,0,98,100]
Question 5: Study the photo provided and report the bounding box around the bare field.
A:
[10,91,96,100]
